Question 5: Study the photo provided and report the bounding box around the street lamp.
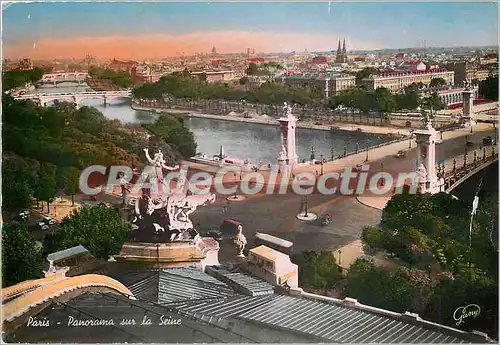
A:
[364,139,370,162]
[338,249,342,266]
[304,196,309,217]
[355,142,360,154]
[330,148,335,161]
[494,123,497,146]
[320,153,324,174]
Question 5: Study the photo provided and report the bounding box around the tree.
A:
[355,67,379,86]
[421,92,445,111]
[429,78,447,87]
[346,259,420,313]
[34,163,57,213]
[291,251,343,291]
[239,76,249,85]
[362,226,383,249]
[143,115,197,158]
[51,204,131,259]
[478,75,499,101]
[374,87,396,114]
[64,167,80,206]
[2,225,44,287]
[2,155,33,211]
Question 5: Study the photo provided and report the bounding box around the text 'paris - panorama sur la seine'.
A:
[26,315,182,327]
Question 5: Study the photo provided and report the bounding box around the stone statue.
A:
[234,224,247,257]
[283,102,293,118]
[417,164,428,192]
[463,80,473,91]
[143,148,180,194]
[129,149,215,243]
[421,110,432,130]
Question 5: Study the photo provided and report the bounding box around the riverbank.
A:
[131,103,411,136]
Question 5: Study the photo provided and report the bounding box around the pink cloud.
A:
[4,31,380,60]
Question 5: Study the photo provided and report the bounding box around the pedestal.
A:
[414,127,440,194]
[296,212,318,221]
[116,237,220,269]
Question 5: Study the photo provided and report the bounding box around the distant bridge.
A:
[14,90,132,106]
[38,72,89,86]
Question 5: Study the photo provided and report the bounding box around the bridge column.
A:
[462,87,476,127]
[414,125,440,194]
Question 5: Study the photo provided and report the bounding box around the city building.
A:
[276,71,356,98]
[445,62,495,86]
[362,68,454,92]
[106,58,137,73]
[310,55,329,69]
[335,39,348,63]
[190,70,238,83]
[419,85,479,107]
[3,58,33,71]
[398,60,427,71]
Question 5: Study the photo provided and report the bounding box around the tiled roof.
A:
[5,265,494,343]
[238,294,468,343]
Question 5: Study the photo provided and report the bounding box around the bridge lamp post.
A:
[364,139,370,162]
[320,153,324,175]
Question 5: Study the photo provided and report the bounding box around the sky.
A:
[2,2,498,60]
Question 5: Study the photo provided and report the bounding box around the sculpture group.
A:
[128,148,216,242]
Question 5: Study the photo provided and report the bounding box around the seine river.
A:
[28,84,392,163]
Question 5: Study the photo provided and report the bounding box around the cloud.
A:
[4,31,380,60]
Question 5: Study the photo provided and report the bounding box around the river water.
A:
[28,84,392,163]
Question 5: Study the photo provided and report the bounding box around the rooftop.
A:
[4,265,494,343]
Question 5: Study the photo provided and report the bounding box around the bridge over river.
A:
[14,90,132,107]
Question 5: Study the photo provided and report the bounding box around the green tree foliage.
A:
[393,89,421,111]
[2,68,45,92]
[345,259,421,313]
[362,226,383,249]
[88,67,133,88]
[291,251,343,290]
[50,204,131,259]
[2,225,44,287]
[133,73,322,105]
[64,166,81,206]
[355,67,379,86]
[429,78,447,87]
[478,75,499,101]
[33,163,57,213]
[239,76,249,85]
[144,115,197,158]
[421,92,445,111]
[2,154,35,211]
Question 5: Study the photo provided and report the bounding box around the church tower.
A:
[335,39,347,63]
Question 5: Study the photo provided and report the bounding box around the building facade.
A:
[419,86,479,107]
[190,70,237,83]
[362,69,454,92]
[335,39,348,63]
[276,72,356,98]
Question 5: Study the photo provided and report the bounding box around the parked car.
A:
[15,210,29,222]
[38,217,57,230]
[483,136,493,146]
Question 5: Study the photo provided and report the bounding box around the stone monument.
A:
[277,103,298,169]
[116,148,219,269]
[462,81,476,127]
[413,111,441,194]
[234,224,247,258]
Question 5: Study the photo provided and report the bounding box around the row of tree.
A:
[133,73,324,105]
[133,72,446,114]
[329,83,445,114]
